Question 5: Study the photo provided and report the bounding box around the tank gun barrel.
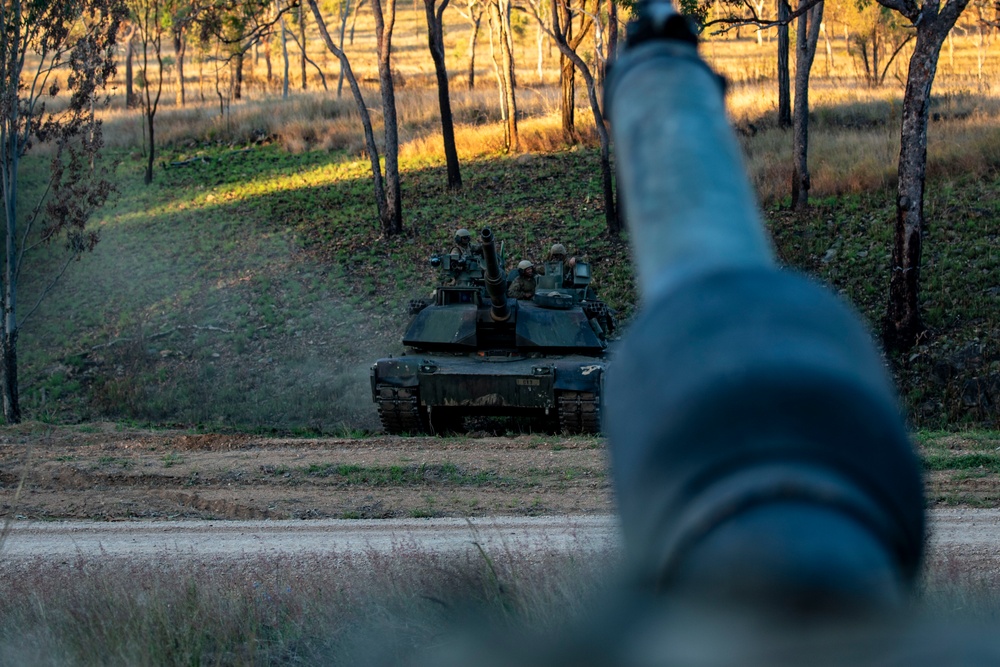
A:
[603,0,924,614]
[605,0,774,305]
[480,228,510,322]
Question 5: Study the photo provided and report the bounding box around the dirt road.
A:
[2,512,997,581]
[2,423,999,576]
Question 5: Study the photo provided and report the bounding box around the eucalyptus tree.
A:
[487,0,518,151]
[307,0,404,235]
[552,0,594,141]
[129,0,166,184]
[424,0,462,188]
[166,0,201,105]
[454,0,484,89]
[526,0,619,235]
[875,0,972,349]
[197,0,279,100]
[843,1,914,87]
[0,0,126,422]
[791,0,822,209]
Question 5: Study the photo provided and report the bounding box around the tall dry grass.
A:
[81,20,1000,207]
[0,540,617,665]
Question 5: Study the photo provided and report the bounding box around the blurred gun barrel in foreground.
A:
[604,0,925,613]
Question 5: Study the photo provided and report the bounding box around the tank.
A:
[371,227,615,435]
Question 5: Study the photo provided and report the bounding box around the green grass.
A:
[294,462,520,487]
[13,132,1000,432]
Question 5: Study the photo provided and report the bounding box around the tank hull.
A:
[371,354,605,434]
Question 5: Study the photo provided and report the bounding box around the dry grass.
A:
[80,15,1000,207]
[0,541,617,665]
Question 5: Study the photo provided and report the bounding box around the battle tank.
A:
[371,228,615,435]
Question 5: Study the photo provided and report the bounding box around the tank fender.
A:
[372,357,422,388]
[553,362,605,392]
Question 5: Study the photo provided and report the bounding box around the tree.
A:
[130,0,166,184]
[197,0,278,100]
[308,0,403,234]
[682,0,813,128]
[877,0,971,349]
[791,0,822,209]
[424,0,462,189]
[0,0,126,423]
[777,0,790,127]
[844,1,913,87]
[526,0,619,235]
[122,21,139,107]
[278,0,290,97]
[166,0,200,106]
[455,0,484,89]
[371,0,403,233]
[554,0,593,141]
[487,0,518,152]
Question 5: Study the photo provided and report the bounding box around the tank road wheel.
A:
[557,391,601,435]
[375,385,430,435]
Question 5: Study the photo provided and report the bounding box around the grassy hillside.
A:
[18,143,633,433]
[14,129,1000,432]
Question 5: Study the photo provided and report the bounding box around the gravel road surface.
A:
[2,510,997,570]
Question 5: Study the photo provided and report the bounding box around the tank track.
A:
[557,391,601,435]
[375,385,429,434]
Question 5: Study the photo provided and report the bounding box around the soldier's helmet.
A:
[455,229,472,244]
[518,260,533,271]
[549,243,566,258]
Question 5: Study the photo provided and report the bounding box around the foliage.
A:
[0,0,127,422]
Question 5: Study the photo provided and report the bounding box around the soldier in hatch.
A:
[507,260,538,300]
[541,242,580,287]
[449,228,482,260]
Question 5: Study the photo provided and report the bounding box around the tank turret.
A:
[371,228,613,435]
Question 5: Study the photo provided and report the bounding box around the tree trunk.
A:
[488,0,519,152]
[126,32,137,108]
[606,0,618,69]
[488,6,507,126]
[300,3,309,90]
[281,15,291,98]
[425,0,462,189]
[234,50,245,100]
[543,0,618,235]
[1,328,20,424]
[821,21,833,75]
[559,0,575,140]
[777,0,791,128]
[882,29,949,349]
[308,0,389,225]
[372,0,403,234]
[173,30,186,106]
[264,36,273,86]
[337,0,352,97]
[2,152,20,423]
[560,53,575,141]
[144,110,155,184]
[537,23,545,81]
[468,14,481,88]
[791,1,823,210]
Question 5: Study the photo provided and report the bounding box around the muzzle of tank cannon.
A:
[604,0,925,615]
[480,228,511,322]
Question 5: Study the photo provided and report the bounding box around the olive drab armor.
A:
[371,228,616,435]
